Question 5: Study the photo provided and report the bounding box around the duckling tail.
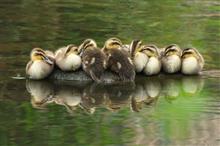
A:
[119,68,136,82]
[89,70,101,83]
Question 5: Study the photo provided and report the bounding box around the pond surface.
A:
[0,0,220,146]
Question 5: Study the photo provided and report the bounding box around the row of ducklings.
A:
[26,38,204,82]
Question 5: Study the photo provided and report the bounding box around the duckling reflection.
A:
[26,80,54,109]
[162,78,181,102]
[54,86,82,113]
[130,83,147,112]
[105,83,135,111]
[26,76,204,113]
[80,83,108,114]
[181,76,204,95]
[131,78,161,112]
[81,82,135,112]
[144,78,161,105]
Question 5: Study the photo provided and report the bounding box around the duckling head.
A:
[65,44,78,56]
[129,39,142,58]
[31,48,53,65]
[164,44,182,57]
[103,37,123,51]
[78,39,97,55]
[140,45,159,57]
[31,48,45,54]
[181,48,197,59]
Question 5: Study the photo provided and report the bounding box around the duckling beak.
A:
[43,55,53,65]
[77,44,85,56]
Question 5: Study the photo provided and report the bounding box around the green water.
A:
[0,0,220,146]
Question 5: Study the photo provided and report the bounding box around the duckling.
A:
[181,47,204,75]
[121,44,130,53]
[102,37,135,81]
[130,40,148,73]
[55,44,81,71]
[162,44,182,73]
[141,45,161,75]
[26,48,54,80]
[78,39,107,83]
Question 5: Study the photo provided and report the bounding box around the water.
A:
[0,0,220,145]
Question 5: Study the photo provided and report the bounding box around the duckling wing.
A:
[82,48,106,82]
[193,48,205,69]
[26,61,33,75]
[108,50,135,81]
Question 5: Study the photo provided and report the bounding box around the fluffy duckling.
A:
[26,48,54,80]
[78,39,107,83]
[181,47,204,75]
[130,40,148,73]
[142,45,161,75]
[55,44,81,71]
[162,44,182,73]
[103,37,135,81]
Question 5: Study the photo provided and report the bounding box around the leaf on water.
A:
[148,22,160,27]
[11,74,26,80]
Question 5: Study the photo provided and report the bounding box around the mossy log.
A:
[48,69,220,83]
[49,69,122,83]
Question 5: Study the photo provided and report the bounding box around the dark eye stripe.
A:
[165,44,177,52]
[35,52,44,56]
[166,48,177,52]
[147,45,157,49]
[141,46,155,53]
[66,47,72,54]
[111,42,121,46]
[85,43,94,49]
[146,48,155,53]
[165,49,177,56]
[33,48,45,54]
[183,48,192,52]
[111,38,121,42]
[183,51,192,55]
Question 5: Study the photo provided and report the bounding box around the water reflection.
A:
[26,76,204,113]
[26,80,54,109]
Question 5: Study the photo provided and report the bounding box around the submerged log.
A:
[49,69,122,83]
[48,69,220,83]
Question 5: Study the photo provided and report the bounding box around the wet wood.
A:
[49,68,122,83]
[48,69,220,83]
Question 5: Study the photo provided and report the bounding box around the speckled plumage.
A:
[103,38,136,81]
[79,39,107,83]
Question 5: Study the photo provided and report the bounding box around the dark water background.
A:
[0,0,220,146]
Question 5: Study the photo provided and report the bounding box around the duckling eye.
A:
[66,47,71,54]
[110,42,122,48]
[84,43,94,49]
[111,42,119,46]
[146,49,155,56]
[138,42,142,46]
[32,53,44,60]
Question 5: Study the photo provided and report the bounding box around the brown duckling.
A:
[102,37,135,81]
[78,39,107,83]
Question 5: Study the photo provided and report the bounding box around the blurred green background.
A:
[0,0,220,146]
